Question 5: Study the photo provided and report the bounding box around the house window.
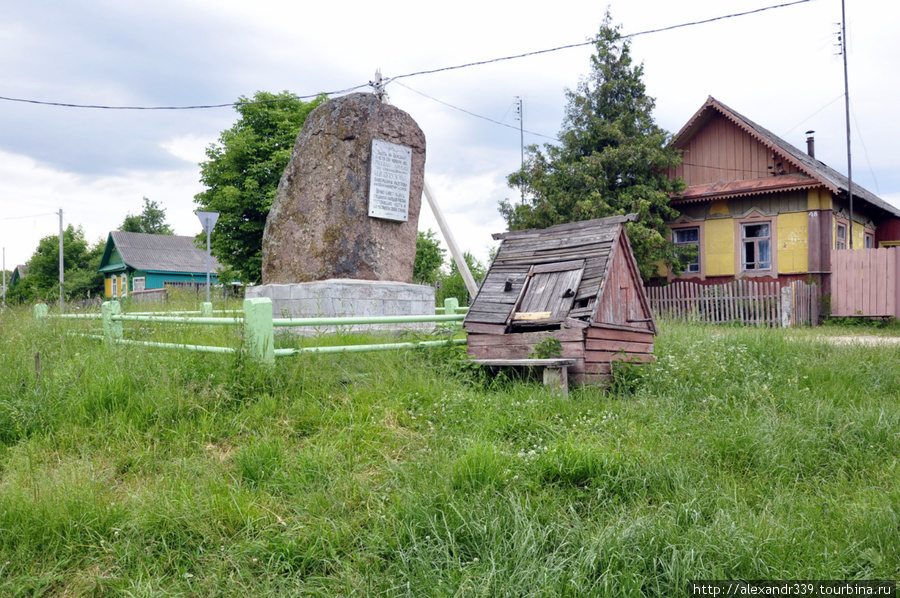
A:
[673,227,700,273]
[836,223,847,250]
[741,223,771,271]
[133,277,146,292]
[111,276,118,298]
[120,274,127,298]
[865,232,874,249]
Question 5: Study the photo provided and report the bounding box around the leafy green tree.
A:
[413,229,446,285]
[194,90,327,283]
[120,197,174,235]
[500,12,686,280]
[19,225,104,301]
[437,252,486,307]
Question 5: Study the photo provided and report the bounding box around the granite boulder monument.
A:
[248,92,435,327]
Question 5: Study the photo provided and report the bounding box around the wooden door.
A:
[509,260,585,328]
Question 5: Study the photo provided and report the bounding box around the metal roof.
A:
[674,174,821,204]
[673,96,900,218]
[105,231,220,274]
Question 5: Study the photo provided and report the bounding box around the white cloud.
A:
[0,151,204,268]
[161,135,214,165]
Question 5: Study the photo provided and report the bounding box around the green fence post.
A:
[101,301,123,345]
[200,302,213,317]
[243,297,275,364]
[443,297,459,316]
[33,303,49,320]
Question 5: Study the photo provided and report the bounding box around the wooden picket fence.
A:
[645,279,818,327]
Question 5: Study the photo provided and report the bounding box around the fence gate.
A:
[830,248,900,317]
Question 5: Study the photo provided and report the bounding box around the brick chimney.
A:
[806,130,815,158]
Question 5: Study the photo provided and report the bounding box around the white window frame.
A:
[111,275,118,298]
[735,214,775,275]
[120,274,127,298]
[133,276,146,292]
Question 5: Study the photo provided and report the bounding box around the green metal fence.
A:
[35,297,467,363]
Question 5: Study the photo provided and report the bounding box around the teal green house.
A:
[10,264,28,287]
[98,231,220,298]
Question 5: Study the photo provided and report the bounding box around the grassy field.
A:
[0,302,898,597]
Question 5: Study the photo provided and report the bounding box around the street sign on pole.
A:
[195,211,219,303]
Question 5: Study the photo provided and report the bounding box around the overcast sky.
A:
[2,0,898,273]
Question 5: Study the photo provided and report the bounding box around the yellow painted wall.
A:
[807,188,832,211]
[851,223,866,249]
[777,212,808,274]
[105,277,112,298]
[704,218,734,276]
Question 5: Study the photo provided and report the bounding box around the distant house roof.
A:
[672,96,900,218]
[98,231,220,274]
[10,264,28,285]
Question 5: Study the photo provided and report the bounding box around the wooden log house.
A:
[464,215,657,386]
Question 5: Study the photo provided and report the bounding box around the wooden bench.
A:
[467,358,576,395]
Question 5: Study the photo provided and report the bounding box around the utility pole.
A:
[515,96,524,202]
[58,208,64,312]
[840,0,854,248]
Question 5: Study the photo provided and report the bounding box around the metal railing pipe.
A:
[275,338,466,357]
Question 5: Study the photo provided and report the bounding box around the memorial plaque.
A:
[368,139,412,221]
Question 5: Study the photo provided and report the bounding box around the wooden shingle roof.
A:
[464,214,654,333]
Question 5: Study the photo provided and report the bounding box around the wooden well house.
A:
[463,215,657,388]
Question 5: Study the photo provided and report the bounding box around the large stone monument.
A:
[247,92,435,330]
[262,92,425,283]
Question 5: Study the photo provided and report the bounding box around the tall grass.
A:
[0,303,898,596]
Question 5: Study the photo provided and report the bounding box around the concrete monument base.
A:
[246,279,436,335]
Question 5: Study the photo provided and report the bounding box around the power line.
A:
[624,0,813,39]
[0,212,58,221]
[385,0,813,84]
[0,0,814,112]
[0,84,369,111]
[394,81,559,141]
[780,94,843,138]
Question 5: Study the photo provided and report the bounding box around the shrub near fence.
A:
[645,280,818,327]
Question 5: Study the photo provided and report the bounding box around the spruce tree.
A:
[501,12,688,280]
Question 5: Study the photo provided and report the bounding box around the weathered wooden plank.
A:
[586,327,654,343]
[464,310,512,325]
[584,362,613,375]
[585,351,655,364]
[563,317,590,329]
[473,293,520,305]
[531,259,585,274]
[585,339,653,353]
[588,320,655,335]
[463,322,507,334]
[512,311,553,321]
[467,358,576,367]
[468,343,584,360]
[467,302,516,315]
[466,328,584,345]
